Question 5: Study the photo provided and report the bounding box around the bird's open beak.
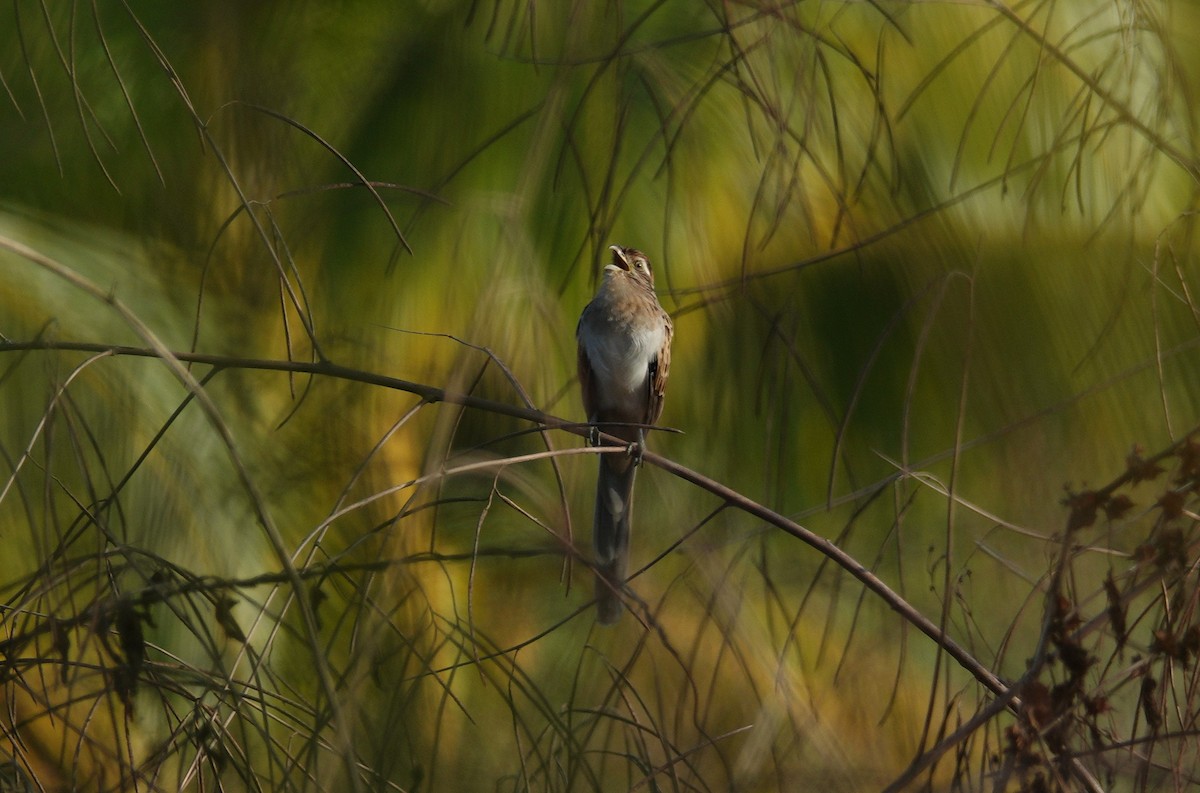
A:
[610,245,631,270]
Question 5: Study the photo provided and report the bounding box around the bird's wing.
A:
[646,312,673,426]
[577,313,598,423]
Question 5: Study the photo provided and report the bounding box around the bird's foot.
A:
[627,429,646,467]
[586,424,600,447]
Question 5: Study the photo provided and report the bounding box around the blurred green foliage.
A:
[2,1,1199,790]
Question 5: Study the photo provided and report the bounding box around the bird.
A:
[576,245,673,624]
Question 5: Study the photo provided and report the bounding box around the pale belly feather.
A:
[581,310,665,419]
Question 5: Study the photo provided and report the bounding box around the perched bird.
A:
[576,245,673,623]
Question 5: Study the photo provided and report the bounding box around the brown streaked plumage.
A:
[576,245,673,624]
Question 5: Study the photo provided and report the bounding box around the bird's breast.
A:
[580,295,666,415]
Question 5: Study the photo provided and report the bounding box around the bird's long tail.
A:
[593,458,637,624]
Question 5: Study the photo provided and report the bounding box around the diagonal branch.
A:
[0,336,1008,704]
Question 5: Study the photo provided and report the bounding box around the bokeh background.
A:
[2,2,1199,791]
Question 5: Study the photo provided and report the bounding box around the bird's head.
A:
[606,245,655,287]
